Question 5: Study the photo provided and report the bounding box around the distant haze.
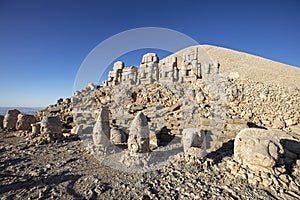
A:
[0,107,44,116]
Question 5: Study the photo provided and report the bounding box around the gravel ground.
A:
[1,129,291,200]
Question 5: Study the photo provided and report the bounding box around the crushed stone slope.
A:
[200,45,300,88]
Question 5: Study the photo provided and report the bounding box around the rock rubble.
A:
[1,45,299,199]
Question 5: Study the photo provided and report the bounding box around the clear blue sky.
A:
[0,0,299,107]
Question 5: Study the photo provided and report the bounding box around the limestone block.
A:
[128,112,150,153]
[3,109,21,130]
[234,128,283,172]
[182,128,206,154]
[72,124,93,135]
[31,122,41,135]
[16,114,37,131]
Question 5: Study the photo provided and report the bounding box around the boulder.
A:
[93,106,110,146]
[234,128,284,172]
[0,115,4,129]
[16,114,37,131]
[3,109,21,130]
[182,128,206,156]
[110,127,127,144]
[128,112,150,153]
[40,116,62,139]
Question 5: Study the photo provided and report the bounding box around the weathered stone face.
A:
[16,114,37,131]
[128,112,150,154]
[40,116,62,139]
[140,53,160,84]
[182,128,206,156]
[3,109,21,130]
[110,127,127,144]
[159,56,178,83]
[107,61,125,86]
[141,53,159,64]
[0,115,4,129]
[234,128,284,172]
[180,48,200,81]
[93,106,110,146]
[121,66,138,85]
[103,48,220,87]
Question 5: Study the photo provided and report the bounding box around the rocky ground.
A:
[1,45,300,199]
[1,129,299,200]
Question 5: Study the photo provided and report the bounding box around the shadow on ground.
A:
[206,139,234,165]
